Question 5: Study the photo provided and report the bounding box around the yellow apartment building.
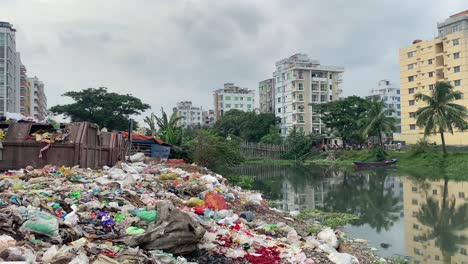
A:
[403,178,468,264]
[397,10,468,145]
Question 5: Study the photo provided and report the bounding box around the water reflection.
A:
[404,177,468,264]
[235,164,468,261]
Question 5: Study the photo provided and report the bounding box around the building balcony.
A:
[311,77,328,82]
[292,120,305,125]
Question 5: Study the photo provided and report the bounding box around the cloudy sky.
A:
[1,0,466,123]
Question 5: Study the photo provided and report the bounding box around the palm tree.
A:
[416,178,468,263]
[143,113,157,136]
[361,99,397,146]
[414,81,467,156]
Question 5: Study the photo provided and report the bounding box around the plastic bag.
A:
[135,210,158,222]
[0,235,16,250]
[108,167,126,180]
[122,163,139,174]
[130,152,146,162]
[42,245,58,262]
[317,227,339,248]
[126,226,146,235]
[204,192,228,211]
[247,193,263,205]
[64,204,79,226]
[186,197,204,207]
[69,252,89,264]
[159,173,178,180]
[20,210,59,238]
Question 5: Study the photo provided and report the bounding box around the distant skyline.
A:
[1,0,465,124]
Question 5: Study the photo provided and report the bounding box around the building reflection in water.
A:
[403,178,468,264]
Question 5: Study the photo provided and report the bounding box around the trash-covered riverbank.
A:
[0,155,387,263]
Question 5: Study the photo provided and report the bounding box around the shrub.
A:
[409,138,432,155]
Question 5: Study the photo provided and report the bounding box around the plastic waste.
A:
[126,226,146,235]
[42,245,58,263]
[20,210,59,238]
[239,211,254,222]
[328,252,359,264]
[247,193,263,205]
[287,229,300,243]
[64,204,79,226]
[159,173,178,180]
[69,251,90,264]
[135,210,158,222]
[317,227,339,248]
[122,163,139,174]
[0,235,16,250]
[130,152,146,162]
[186,197,205,207]
[204,191,228,210]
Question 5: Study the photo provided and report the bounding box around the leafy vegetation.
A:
[283,127,322,160]
[225,175,254,189]
[50,87,150,131]
[415,81,467,156]
[312,96,370,147]
[298,209,359,229]
[259,125,283,145]
[213,110,277,142]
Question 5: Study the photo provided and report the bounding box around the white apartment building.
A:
[273,53,344,137]
[258,78,275,114]
[27,76,47,120]
[174,101,203,128]
[366,80,401,133]
[0,22,21,114]
[202,109,215,127]
[213,83,255,120]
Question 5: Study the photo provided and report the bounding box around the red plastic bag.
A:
[193,206,205,215]
[204,192,228,210]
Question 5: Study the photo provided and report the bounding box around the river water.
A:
[235,164,468,263]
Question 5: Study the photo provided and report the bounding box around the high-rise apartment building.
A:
[0,21,21,114]
[174,101,203,128]
[273,53,344,137]
[213,83,255,120]
[202,109,215,127]
[27,76,47,120]
[366,80,401,133]
[258,78,275,114]
[398,10,468,144]
[19,64,31,116]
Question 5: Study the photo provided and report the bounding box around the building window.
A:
[428,59,433,64]
[298,83,304,90]
[455,80,461,86]
[287,72,292,80]
[329,73,332,79]
[407,51,415,58]
[414,248,420,255]
[454,66,461,73]
[429,84,434,90]
[429,72,434,77]
[410,112,415,118]
[397,111,401,116]
[413,223,419,230]
[460,192,465,198]
[247,104,252,109]
[277,97,281,103]
[277,108,281,113]
[397,90,400,94]
[412,186,418,192]
[461,248,467,255]
[225,104,231,108]
[240,97,243,100]
[408,64,414,70]
[276,76,281,82]
[329,84,332,90]
[408,76,415,82]
[234,104,238,108]
[329,95,333,100]
[409,100,415,106]
[247,97,252,101]
[435,255,440,261]
[454,52,460,59]
[453,39,460,46]
[413,236,419,242]
[409,88,415,94]
[412,199,418,205]
[225,96,231,100]
[320,95,326,102]
[410,124,416,130]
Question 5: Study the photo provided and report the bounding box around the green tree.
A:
[259,125,283,145]
[416,178,468,263]
[188,130,244,174]
[214,110,277,142]
[312,96,369,147]
[283,127,321,160]
[361,99,397,146]
[414,81,467,156]
[49,87,150,131]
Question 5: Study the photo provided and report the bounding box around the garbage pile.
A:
[0,155,366,264]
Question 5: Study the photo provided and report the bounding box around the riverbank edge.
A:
[242,150,468,181]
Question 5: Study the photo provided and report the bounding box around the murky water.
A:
[235,164,468,263]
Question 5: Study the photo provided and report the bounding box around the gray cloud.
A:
[0,0,465,124]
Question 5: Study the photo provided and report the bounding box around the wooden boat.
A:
[353,158,397,168]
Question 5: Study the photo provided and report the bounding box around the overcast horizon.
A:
[1,0,466,124]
